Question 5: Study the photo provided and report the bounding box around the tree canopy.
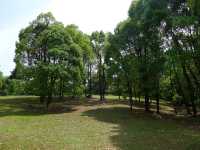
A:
[2,0,198,116]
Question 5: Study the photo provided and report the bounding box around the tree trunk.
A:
[99,55,104,101]
[46,96,52,109]
[47,76,55,109]
[88,63,92,98]
[59,78,64,100]
[144,47,150,112]
[40,96,45,104]
[187,65,200,90]
[139,94,141,103]
[182,64,197,116]
[133,84,137,102]
[156,96,160,114]
[145,92,150,112]
[171,34,193,115]
[173,67,191,115]
[128,81,133,111]
[156,77,160,114]
[102,65,106,100]
[117,77,121,100]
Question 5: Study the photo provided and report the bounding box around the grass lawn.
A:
[0,96,200,150]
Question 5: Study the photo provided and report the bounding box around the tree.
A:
[106,0,168,113]
[164,0,200,116]
[65,25,94,98]
[15,12,89,108]
[91,31,106,101]
[0,71,5,95]
[12,0,200,116]
[105,19,143,111]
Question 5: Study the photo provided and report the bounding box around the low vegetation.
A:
[0,0,200,149]
[0,96,200,150]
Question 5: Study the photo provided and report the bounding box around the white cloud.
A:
[47,0,132,33]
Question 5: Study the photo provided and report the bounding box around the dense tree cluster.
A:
[105,0,200,116]
[13,13,93,107]
[0,0,199,115]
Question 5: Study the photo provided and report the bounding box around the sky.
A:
[0,0,132,76]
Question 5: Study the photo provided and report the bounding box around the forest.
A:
[0,0,199,115]
[0,0,200,149]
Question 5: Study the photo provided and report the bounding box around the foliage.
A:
[8,0,200,115]
[14,12,93,107]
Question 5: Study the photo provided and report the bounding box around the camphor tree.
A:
[163,0,200,116]
[105,0,167,113]
[15,12,91,108]
[12,0,200,115]
[129,0,167,113]
[65,25,94,98]
[0,71,5,95]
[105,20,141,111]
[91,31,106,101]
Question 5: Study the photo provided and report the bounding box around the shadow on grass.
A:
[0,97,77,117]
[63,98,129,107]
[0,96,129,117]
[82,107,200,150]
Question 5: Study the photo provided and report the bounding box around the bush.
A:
[4,79,26,95]
[172,94,183,104]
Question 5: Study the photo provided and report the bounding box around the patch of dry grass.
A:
[0,96,199,150]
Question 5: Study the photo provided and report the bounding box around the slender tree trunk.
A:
[172,34,192,115]
[187,65,200,89]
[145,92,150,112]
[133,84,137,102]
[117,77,121,100]
[47,77,55,109]
[182,64,197,116]
[99,67,102,101]
[88,63,92,98]
[40,96,45,104]
[144,47,150,112]
[156,80,160,114]
[139,95,141,103]
[102,65,106,100]
[59,78,64,99]
[99,55,104,101]
[173,66,191,115]
[46,96,52,109]
[128,81,133,111]
[156,95,160,114]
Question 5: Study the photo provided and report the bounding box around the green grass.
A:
[93,95,120,100]
[0,96,200,150]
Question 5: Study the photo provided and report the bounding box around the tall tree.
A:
[15,13,87,108]
[91,31,106,101]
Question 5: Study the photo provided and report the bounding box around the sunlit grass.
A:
[0,96,199,150]
[92,95,121,100]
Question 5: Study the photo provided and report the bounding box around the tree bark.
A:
[145,92,150,112]
[128,81,133,111]
[182,64,197,116]
[173,66,191,115]
[156,80,160,114]
[88,63,92,98]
